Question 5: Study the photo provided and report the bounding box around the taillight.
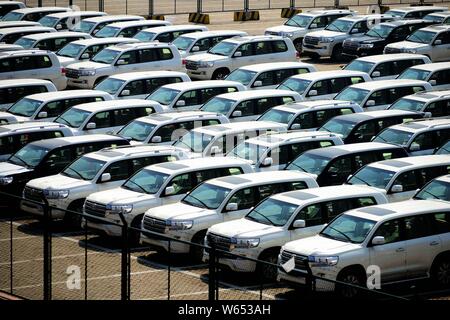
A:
[61,67,66,75]
[182,59,186,65]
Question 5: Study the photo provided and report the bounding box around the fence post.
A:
[42,198,52,300]
[244,0,249,12]
[9,209,13,295]
[290,0,295,8]
[208,247,216,301]
[38,0,42,7]
[118,212,130,301]
[148,0,154,15]
[197,0,202,13]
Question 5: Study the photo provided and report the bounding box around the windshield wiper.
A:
[287,161,307,172]
[414,189,439,200]
[247,209,275,226]
[368,28,384,38]
[286,18,302,28]
[55,116,72,126]
[326,226,354,243]
[328,25,343,32]
[8,155,29,168]
[175,139,195,152]
[123,180,147,194]
[349,175,370,186]
[184,193,210,209]
[64,167,85,180]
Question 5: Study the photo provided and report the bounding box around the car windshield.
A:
[389,98,425,112]
[173,131,214,153]
[62,156,106,180]
[365,24,394,38]
[55,108,91,128]
[182,183,231,209]
[57,43,85,58]
[397,68,430,81]
[320,214,377,243]
[117,120,156,142]
[285,152,330,175]
[38,16,58,28]
[228,142,268,165]
[208,41,237,56]
[423,14,445,23]
[8,98,42,117]
[326,19,353,33]
[172,36,195,51]
[91,48,120,64]
[258,109,294,125]
[225,69,257,86]
[94,77,125,95]
[2,12,24,21]
[407,30,436,44]
[95,26,119,38]
[122,169,169,194]
[385,10,405,18]
[200,97,235,115]
[246,198,298,226]
[146,87,180,105]
[414,179,450,201]
[319,118,356,138]
[14,38,35,49]
[344,60,375,74]
[347,166,395,189]
[285,14,312,28]
[334,87,369,105]
[133,30,156,41]
[8,144,49,168]
[435,141,450,155]
[73,21,95,33]
[278,78,311,95]
[373,128,413,145]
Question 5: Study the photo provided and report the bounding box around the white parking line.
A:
[0,235,37,242]
[0,251,109,266]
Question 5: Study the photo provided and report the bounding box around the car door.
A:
[409,130,438,156]
[428,69,450,91]
[387,170,420,203]
[321,155,353,186]
[368,218,407,283]
[431,31,450,62]
[251,71,276,89]
[289,203,326,241]
[222,187,258,222]
[84,111,113,134]
[96,159,132,192]
[161,172,195,205]
[231,42,256,70]
[115,50,139,73]
[231,99,256,122]
[119,80,146,99]
[173,89,200,111]
[306,79,330,100]
[364,89,390,111]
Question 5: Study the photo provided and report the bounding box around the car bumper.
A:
[20,200,66,219]
[81,217,122,237]
[186,69,213,80]
[66,76,95,89]
[277,269,335,291]
[302,44,332,57]
[140,232,191,253]
[203,250,257,272]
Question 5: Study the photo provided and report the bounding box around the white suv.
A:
[413,174,450,202]
[21,145,189,224]
[93,20,171,38]
[65,42,183,89]
[226,131,344,171]
[206,185,387,278]
[278,199,450,296]
[82,157,253,241]
[347,155,450,202]
[14,31,92,52]
[386,6,448,20]
[0,79,57,111]
[385,25,450,62]
[141,171,318,259]
[397,62,450,91]
[388,89,450,117]
[185,35,298,80]
[265,9,355,52]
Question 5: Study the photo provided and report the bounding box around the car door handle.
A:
[430,241,440,246]
[396,247,405,252]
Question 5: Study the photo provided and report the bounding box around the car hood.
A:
[308,30,345,38]
[0,161,31,177]
[146,202,214,220]
[186,53,228,63]
[0,112,27,122]
[87,187,156,205]
[26,174,90,190]
[57,55,77,67]
[387,41,428,50]
[283,235,360,256]
[347,35,383,43]
[209,218,281,238]
[67,61,109,70]
[266,25,304,33]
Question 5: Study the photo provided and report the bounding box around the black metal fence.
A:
[16,0,450,16]
[1,190,444,301]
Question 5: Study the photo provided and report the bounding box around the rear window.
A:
[0,55,52,72]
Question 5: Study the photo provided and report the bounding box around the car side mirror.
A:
[308,89,318,97]
[346,174,353,182]
[293,219,306,228]
[233,51,242,57]
[165,186,175,195]
[253,80,262,88]
[210,145,221,155]
[86,122,96,130]
[391,184,403,193]
[37,111,48,119]
[429,79,437,86]
[116,59,127,65]
[290,123,301,130]
[310,23,318,29]
[151,135,162,143]
[56,24,63,30]
[191,46,200,52]
[100,173,111,182]
[80,52,90,60]
[260,157,273,167]
[350,29,361,34]
[231,110,242,117]
[372,236,385,246]
[409,143,420,151]
[371,71,380,78]
[176,100,186,107]
[366,100,375,107]
[424,112,432,118]
[120,89,130,97]
[225,202,238,211]
[434,39,442,46]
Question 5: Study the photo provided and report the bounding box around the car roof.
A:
[289,70,368,81]
[138,24,208,34]
[0,21,40,28]
[402,89,450,102]
[208,171,315,189]
[384,118,450,133]
[148,157,249,174]
[223,35,285,44]
[0,49,55,58]
[23,90,109,102]
[29,134,126,149]
[71,99,160,112]
[19,31,90,40]
[354,53,428,63]
[85,145,183,162]
[158,80,242,91]
[433,174,450,183]
[139,111,223,124]
[426,11,450,17]
[213,89,299,101]
[177,30,247,39]
[346,199,450,222]
[0,121,68,134]
[0,26,55,34]
[348,79,429,91]
[329,109,421,123]
[306,142,401,158]
[300,9,355,17]
[418,25,450,33]
[43,11,106,19]
[109,70,189,81]
[242,131,341,147]
[193,121,287,135]
[237,61,314,72]
[389,6,447,12]
[106,41,173,51]
[367,155,450,172]
[9,7,71,14]
[0,78,53,87]
[81,15,144,23]
[338,14,392,21]
[273,100,359,113]
[63,37,139,46]
[273,185,384,206]
[103,20,170,29]
[407,61,450,72]
[381,19,430,27]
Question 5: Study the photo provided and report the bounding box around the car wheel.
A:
[336,269,366,298]
[331,45,343,61]
[256,250,278,281]
[189,231,206,262]
[432,255,450,287]
[294,39,303,54]
[127,217,143,247]
[63,203,83,228]
[212,69,229,80]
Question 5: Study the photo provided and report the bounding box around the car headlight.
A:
[0,176,13,185]
[43,189,69,199]
[79,69,96,76]
[105,204,133,214]
[199,61,214,68]
[282,32,293,37]
[360,43,374,49]
[308,255,339,266]
[320,37,334,43]
[166,219,193,230]
[404,49,417,54]
[230,237,260,248]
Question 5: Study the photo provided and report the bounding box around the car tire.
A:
[294,39,303,54]
[331,45,343,61]
[212,68,229,80]
[335,268,366,298]
[431,255,450,288]
[63,201,83,228]
[189,231,206,263]
[127,216,143,247]
[256,249,279,281]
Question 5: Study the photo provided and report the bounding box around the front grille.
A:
[343,40,358,51]
[207,233,232,252]
[84,200,107,218]
[185,60,199,70]
[143,216,167,234]
[65,68,80,79]
[23,186,44,203]
[304,36,319,46]
[384,47,402,54]
[265,31,279,36]
[279,250,309,273]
